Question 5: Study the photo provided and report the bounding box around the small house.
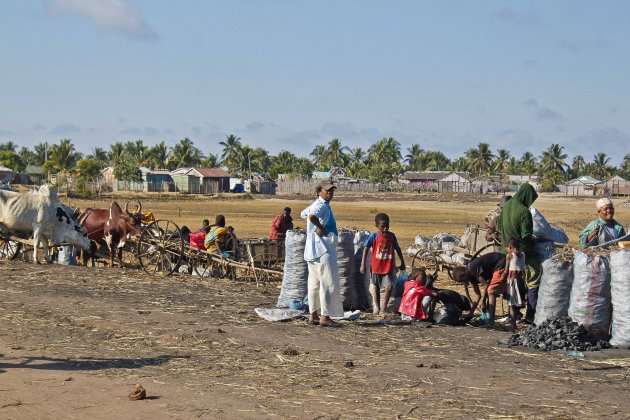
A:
[0,166,16,184]
[141,167,173,192]
[595,175,629,197]
[172,167,230,194]
[561,176,601,196]
[24,165,45,184]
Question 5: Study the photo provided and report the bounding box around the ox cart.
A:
[409,224,497,280]
[132,219,284,284]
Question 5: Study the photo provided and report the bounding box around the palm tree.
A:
[326,138,349,168]
[148,141,169,169]
[540,144,568,174]
[427,151,450,171]
[0,141,17,152]
[17,147,35,167]
[519,151,538,177]
[169,138,202,169]
[449,157,470,172]
[202,153,221,168]
[505,157,520,174]
[466,142,494,176]
[108,142,125,166]
[46,139,81,173]
[571,154,586,177]
[404,144,425,171]
[493,149,510,174]
[310,145,327,170]
[367,137,402,166]
[591,152,612,180]
[620,154,630,178]
[219,134,242,169]
[33,143,49,165]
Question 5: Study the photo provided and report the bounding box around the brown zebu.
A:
[78,201,143,267]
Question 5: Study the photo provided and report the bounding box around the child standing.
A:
[500,237,527,331]
[360,213,406,315]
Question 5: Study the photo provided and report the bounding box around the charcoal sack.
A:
[337,231,358,310]
[568,251,611,338]
[353,230,372,311]
[610,250,630,347]
[534,257,573,325]
[277,230,309,308]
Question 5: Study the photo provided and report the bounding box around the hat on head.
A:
[596,197,613,210]
[316,179,336,192]
[498,195,512,208]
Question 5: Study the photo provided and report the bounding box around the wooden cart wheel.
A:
[0,233,21,260]
[471,242,497,261]
[137,220,183,276]
[120,240,140,269]
[411,248,439,279]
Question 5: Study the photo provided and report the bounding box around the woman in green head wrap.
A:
[497,183,540,323]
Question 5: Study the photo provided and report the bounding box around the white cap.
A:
[596,197,613,210]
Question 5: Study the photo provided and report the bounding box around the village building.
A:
[560,175,601,196]
[594,175,629,197]
[171,167,230,194]
[0,166,16,184]
[404,171,471,192]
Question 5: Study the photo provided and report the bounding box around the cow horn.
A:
[135,200,142,214]
[125,201,130,213]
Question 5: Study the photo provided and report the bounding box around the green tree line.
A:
[1,137,629,187]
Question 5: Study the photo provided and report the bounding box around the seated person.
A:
[201,219,211,234]
[433,289,472,325]
[226,226,239,259]
[204,215,231,258]
[398,268,437,321]
[579,198,626,248]
[269,207,294,240]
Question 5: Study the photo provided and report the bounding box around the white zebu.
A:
[0,185,91,263]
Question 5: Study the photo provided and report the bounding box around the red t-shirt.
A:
[365,231,400,274]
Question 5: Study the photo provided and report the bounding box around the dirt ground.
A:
[1,193,630,419]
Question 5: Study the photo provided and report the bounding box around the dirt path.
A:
[1,261,630,419]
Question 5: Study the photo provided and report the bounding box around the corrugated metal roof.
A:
[192,167,231,178]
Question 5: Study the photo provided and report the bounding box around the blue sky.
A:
[1,0,629,165]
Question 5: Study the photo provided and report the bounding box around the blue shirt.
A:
[300,196,338,261]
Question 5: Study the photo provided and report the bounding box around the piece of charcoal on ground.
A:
[503,317,611,352]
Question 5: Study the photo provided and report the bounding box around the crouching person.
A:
[398,269,437,321]
[433,289,472,325]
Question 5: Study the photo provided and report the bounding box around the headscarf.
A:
[596,197,612,210]
[499,183,538,253]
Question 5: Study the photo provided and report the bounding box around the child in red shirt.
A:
[360,213,406,315]
[399,268,437,320]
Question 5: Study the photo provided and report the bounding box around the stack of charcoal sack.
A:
[504,317,611,352]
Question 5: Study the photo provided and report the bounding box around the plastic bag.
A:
[392,271,409,299]
[531,207,569,244]
[610,250,630,347]
[568,251,611,338]
[277,230,309,308]
[337,231,358,310]
[534,257,573,325]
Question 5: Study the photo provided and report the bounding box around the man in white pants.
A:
[301,179,343,326]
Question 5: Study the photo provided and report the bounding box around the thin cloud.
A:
[0,129,17,137]
[494,7,544,27]
[47,0,157,40]
[33,124,47,131]
[522,98,563,121]
[522,60,538,68]
[558,37,609,53]
[49,124,81,135]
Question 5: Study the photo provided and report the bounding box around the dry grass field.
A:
[73,192,629,247]
[1,192,629,418]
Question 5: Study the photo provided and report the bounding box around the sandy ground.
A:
[1,193,629,419]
